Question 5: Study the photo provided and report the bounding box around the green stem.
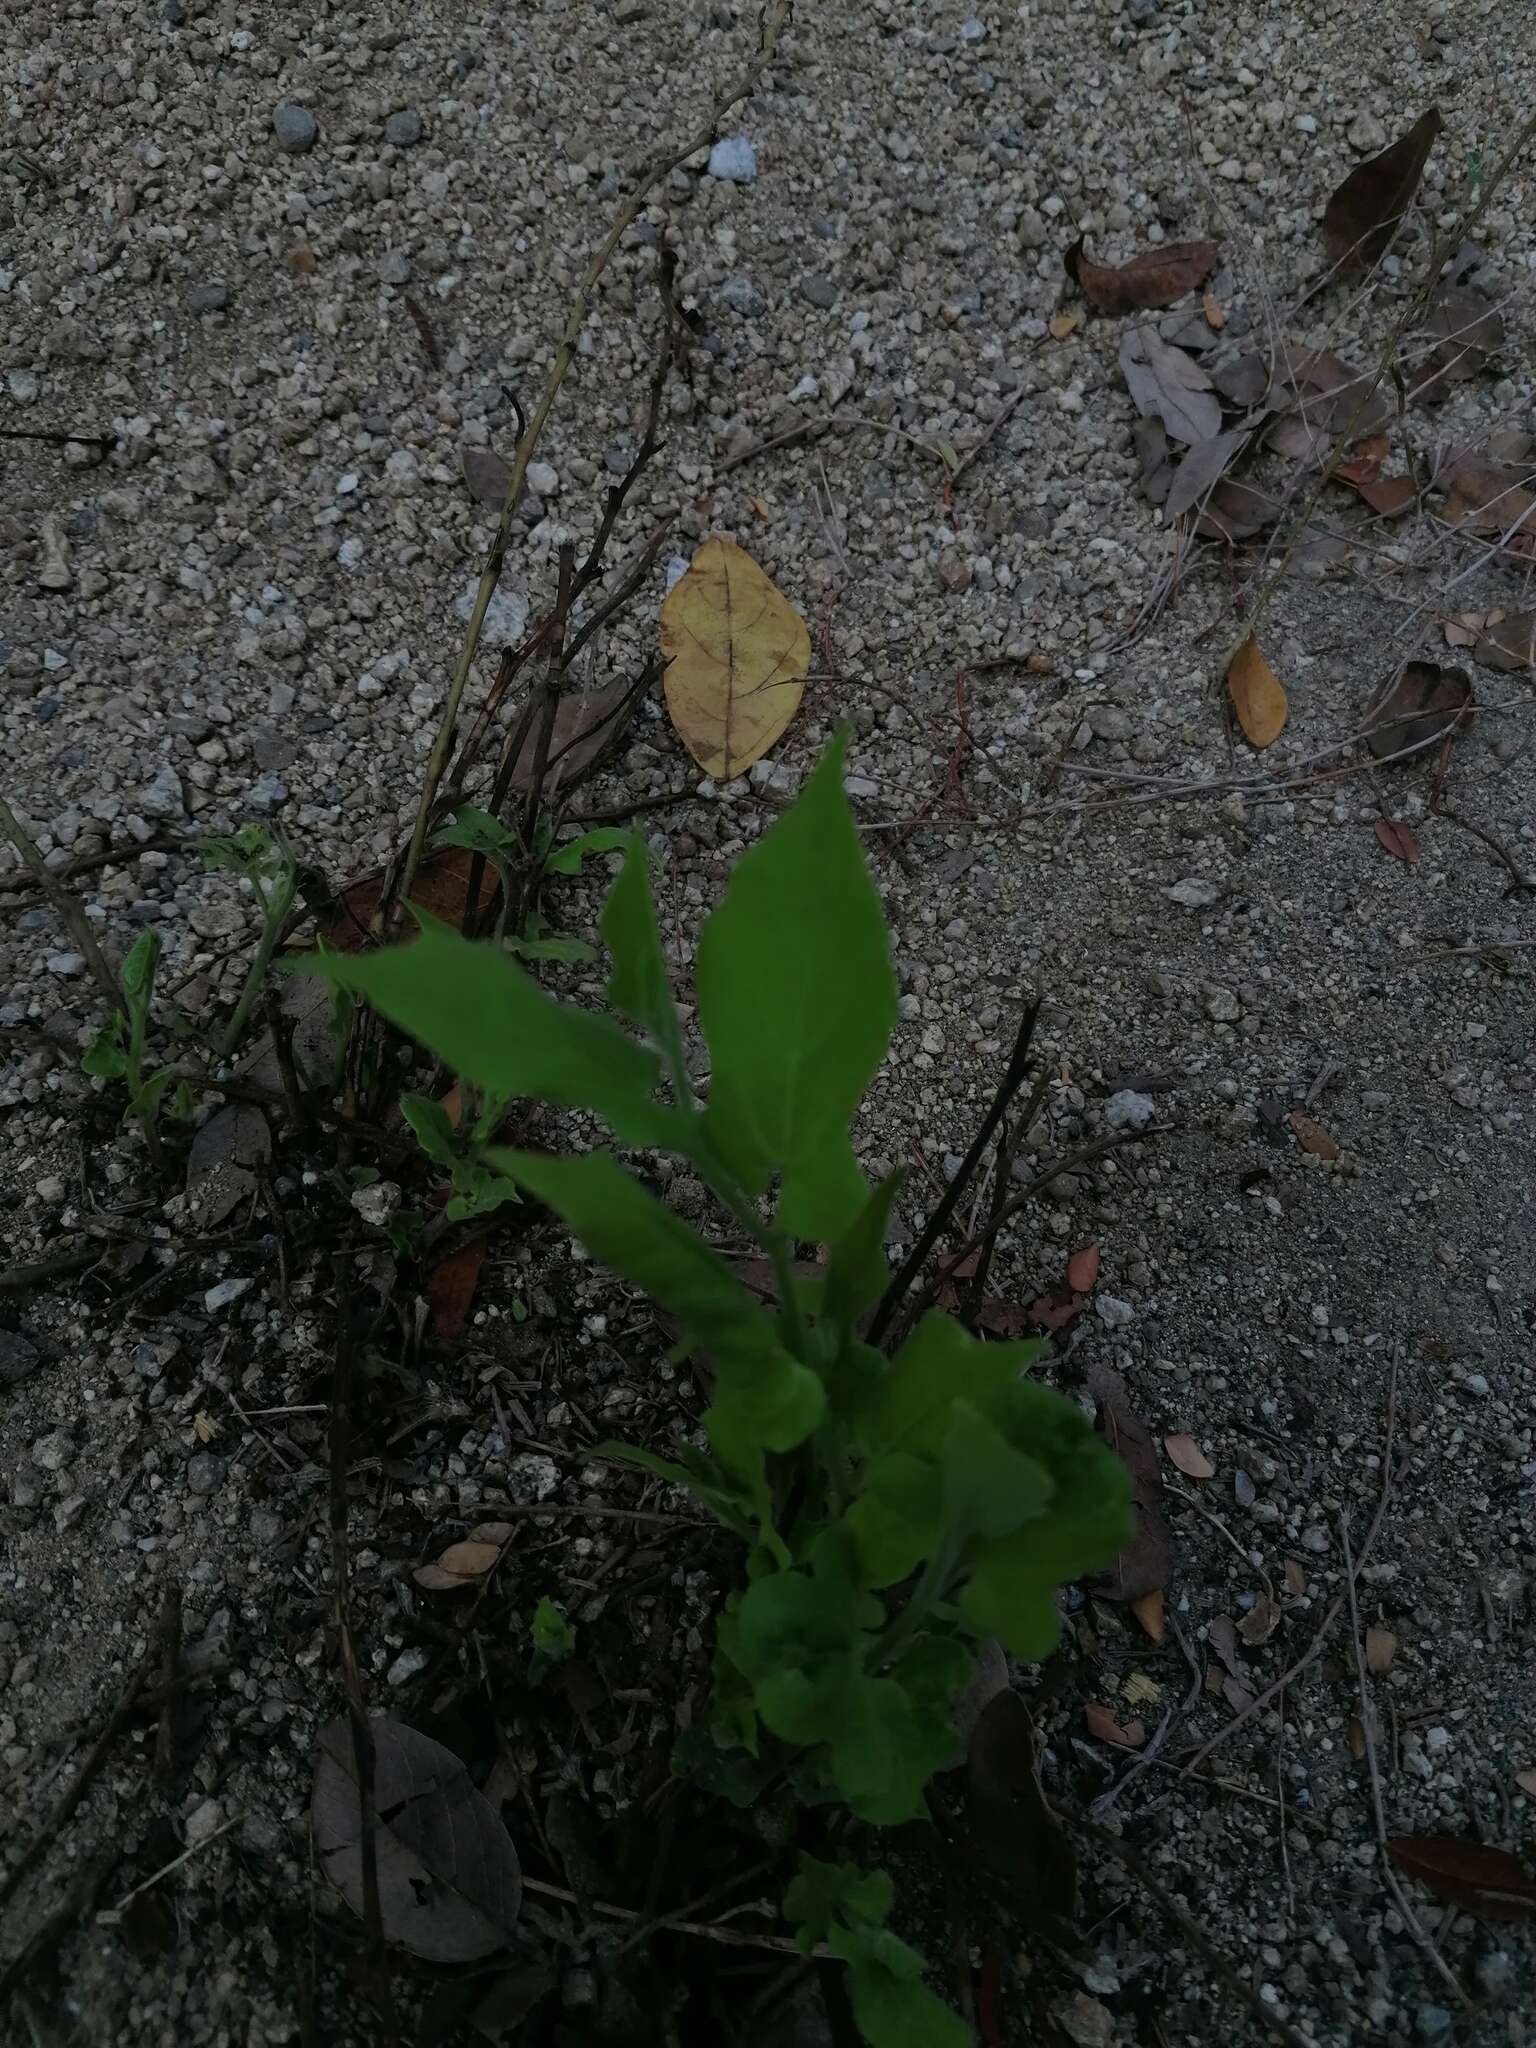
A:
[218,871,297,1063]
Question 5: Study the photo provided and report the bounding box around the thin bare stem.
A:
[396,1,793,912]
[0,797,120,1010]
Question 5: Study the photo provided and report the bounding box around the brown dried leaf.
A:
[1237,1596,1281,1647]
[1348,1715,1367,1760]
[1323,109,1444,275]
[1228,635,1288,749]
[462,445,514,508]
[318,846,503,953]
[964,1691,1080,1930]
[1409,288,1503,401]
[1203,288,1226,331]
[1516,1769,1536,1800]
[286,245,318,275]
[1086,1362,1173,1603]
[312,1717,522,1960]
[1164,427,1252,522]
[1119,329,1222,446]
[429,1234,488,1340]
[1221,1675,1256,1715]
[1084,1702,1145,1750]
[1132,416,1177,506]
[1441,456,1536,540]
[1289,1110,1341,1160]
[1130,1588,1166,1643]
[1195,479,1281,543]
[1472,611,1536,674]
[1444,612,1483,648]
[1210,351,1271,408]
[1335,435,1390,485]
[1387,1837,1536,1924]
[1066,1244,1101,1295]
[1354,475,1417,519]
[1365,1626,1398,1673]
[1374,817,1421,866]
[1066,236,1219,313]
[1364,662,1473,762]
[506,676,640,797]
[1283,1559,1307,1601]
[1206,1616,1243,1680]
[1164,1432,1215,1481]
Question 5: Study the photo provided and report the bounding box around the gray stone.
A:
[46,953,85,978]
[1165,877,1220,908]
[273,103,318,153]
[384,108,424,148]
[139,763,186,819]
[800,274,838,310]
[7,370,39,404]
[707,136,757,184]
[1104,1089,1156,1131]
[1348,110,1388,154]
[204,1277,252,1312]
[718,276,761,314]
[188,283,229,315]
[376,249,413,285]
[0,1330,41,1387]
[32,1431,73,1472]
[187,1454,226,1497]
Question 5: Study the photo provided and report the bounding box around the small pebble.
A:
[187,1454,226,1496]
[707,136,757,184]
[272,103,318,153]
[384,109,424,148]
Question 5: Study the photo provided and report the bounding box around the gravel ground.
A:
[3,2,1535,2044]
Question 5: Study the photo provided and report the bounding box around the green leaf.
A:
[600,839,688,1083]
[822,1172,903,1340]
[531,1597,574,1664]
[444,1161,521,1223]
[545,825,633,876]
[825,1674,958,1824]
[694,732,897,1239]
[200,823,296,913]
[120,927,161,1006]
[957,1382,1133,1658]
[494,1150,824,1462]
[432,805,518,858]
[831,1928,971,2048]
[399,1092,457,1166]
[859,1312,1041,1461]
[785,1855,894,1949]
[127,1064,176,1127]
[302,927,686,1150]
[843,1452,940,1589]
[82,1012,129,1080]
[942,1399,1052,1545]
[597,1440,756,1538]
[504,934,596,965]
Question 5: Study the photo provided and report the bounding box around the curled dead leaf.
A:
[1237,1596,1281,1647]
[1471,610,1536,674]
[1084,1702,1145,1750]
[1206,1616,1242,1680]
[1086,1363,1172,1605]
[1373,817,1420,866]
[1164,1432,1215,1481]
[1336,435,1389,486]
[964,1690,1080,1931]
[1065,237,1219,313]
[1387,1836,1536,1924]
[1195,479,1281,544]
[1288,1110,1341,1160]
[429,1234,488,1340]
[1409,287,1503,402]
[1227,635,1288,749]
[1364,662,1473,763]
[1323,109,1443,275]
[1365,1625,1398,1674]
[1353,475,1417,519]
[1440,453,1536,544]
[660,537,809,779]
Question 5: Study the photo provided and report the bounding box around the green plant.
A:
[200,824,300,1060]
[308,734,1131,2044]
[82,928,192,1152]
[529,1596,575,1680]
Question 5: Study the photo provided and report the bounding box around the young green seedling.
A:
[307,733,1132,2046]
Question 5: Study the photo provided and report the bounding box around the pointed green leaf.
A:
[493,1149,824,1460]
[302,927,687,1149]
[599,839,688,1083]
[546,825,633,876]
[431,805,518,858]
[120,927,161,1006]
[694,733,896,1239]
[399,1092,457,1166]
[82,1012,129,1080]
[823,1171,903,1338]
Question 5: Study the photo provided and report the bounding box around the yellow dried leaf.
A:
[1048,311,1082,341]
[1203,287,1226,331]
[660,537,809,779]
[1124,1671,1162,1707]
[1366,1625,1397,1673]
[1228,634,1288,748]
[1130,1587,1165,1642]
